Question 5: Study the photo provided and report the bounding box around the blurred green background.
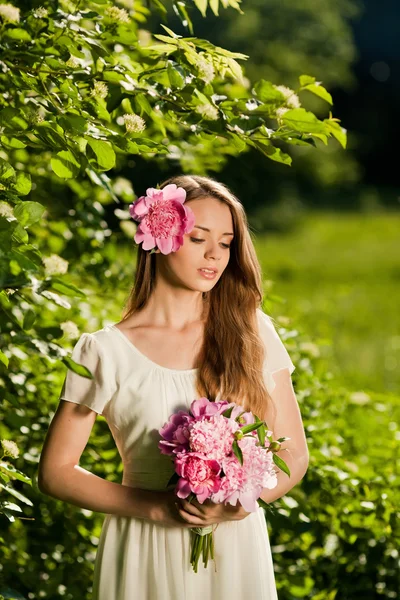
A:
[1,0,399,599]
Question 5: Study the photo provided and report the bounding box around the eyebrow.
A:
[194,225,234,236]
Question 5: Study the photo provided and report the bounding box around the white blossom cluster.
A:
[1,439,19,459]
[66,56,80,69]
[42,254,69,276]
[0,3,20,22]
[33,6,48,18]
[60,320,80,339]
[196,55,215,84]
[0,201,14,218]
[104,6,130,23]
[195,104,219,121]
[273,84,301,109]
[275,107,290,122]
[90,81,108,100]
[123,113,146,133]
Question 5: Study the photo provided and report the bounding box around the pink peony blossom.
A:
[129,184,195,254]
[190,396,234,419]
[158,410,194,455]
[211,436,277,512]
[175,451,222,503]
[189,414,239,461]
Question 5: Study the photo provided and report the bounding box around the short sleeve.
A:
[59,333,112,415]
[256,308,295,379]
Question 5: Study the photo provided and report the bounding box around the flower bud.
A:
[269,441,281,452]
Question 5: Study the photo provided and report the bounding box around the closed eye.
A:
[190,237,231,248]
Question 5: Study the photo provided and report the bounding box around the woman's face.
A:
[154,196,234,293]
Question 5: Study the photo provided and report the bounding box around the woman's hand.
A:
[175,495,251,527]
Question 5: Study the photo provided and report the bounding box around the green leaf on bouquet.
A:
[240,421,264,434]
[257,424,266,446]
[166,471,180,487]
[257,497,272,511]
[272,453,291,477]
[232,439,243,465]
[221,405,234,418]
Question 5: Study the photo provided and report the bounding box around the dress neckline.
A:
[108,324,199,375]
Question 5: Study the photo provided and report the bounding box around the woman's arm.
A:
[259,368,309,504]
[38,401,161,521]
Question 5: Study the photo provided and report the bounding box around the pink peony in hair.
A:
[129,183,195,254]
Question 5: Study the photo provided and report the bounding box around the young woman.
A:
[38,174,309,599]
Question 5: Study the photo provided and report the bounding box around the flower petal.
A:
[162,184,187,204]
[141,232,156,250]
[130,197,149,218]
[184,206,196,232]
[157,236,173,254]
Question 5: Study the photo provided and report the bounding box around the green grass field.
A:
[255,210,400,394]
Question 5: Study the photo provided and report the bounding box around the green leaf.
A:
[0,107,28,131]
[193,0,208,17]
[251,139,292,165]
[253,80,283,104]
[240,422,264,434]
[257,497,272,511]
[62,356,94,379]
[58,114,88,134]
[35,122,67,149]
[324,118,347,149]
[272,453,291,477]
[221,405,234,418]
[0,350,9,368]
[302,83,333,105]
[85,138,116,171]
[257,424,266,446]
[10,223,29,244]
[209,0,220,15]
[281,108,328,135]
[0,483,33,505]
[13,202,45,228]
[56,35,86,59]
[160,24,182,39]
[0,160,16,182]
[167,64,185,89]
[232,439,243,465]
[299,74,316,86]
[0,135,26,149]
[51,150,81,179]
[49,278,86,298]
[174,1,194,34]
[23,309,36,331]
[0,462,31,485]
[4,28,32,42]
[13,172,31,196]
[134,94,153,117]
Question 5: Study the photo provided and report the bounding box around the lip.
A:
[197,267,218,279]
[198,267,218,273]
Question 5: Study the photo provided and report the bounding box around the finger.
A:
[180,499,204,517]
[175,503,205,526]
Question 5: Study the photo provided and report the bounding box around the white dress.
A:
[59,308,295,600]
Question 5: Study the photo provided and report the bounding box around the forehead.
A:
[187,196,233,230]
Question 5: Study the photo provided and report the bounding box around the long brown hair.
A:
[122,175,272,419]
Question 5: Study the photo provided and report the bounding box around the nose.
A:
[204,240,222,261]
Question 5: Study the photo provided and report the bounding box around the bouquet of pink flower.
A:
[158,397,291,573]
